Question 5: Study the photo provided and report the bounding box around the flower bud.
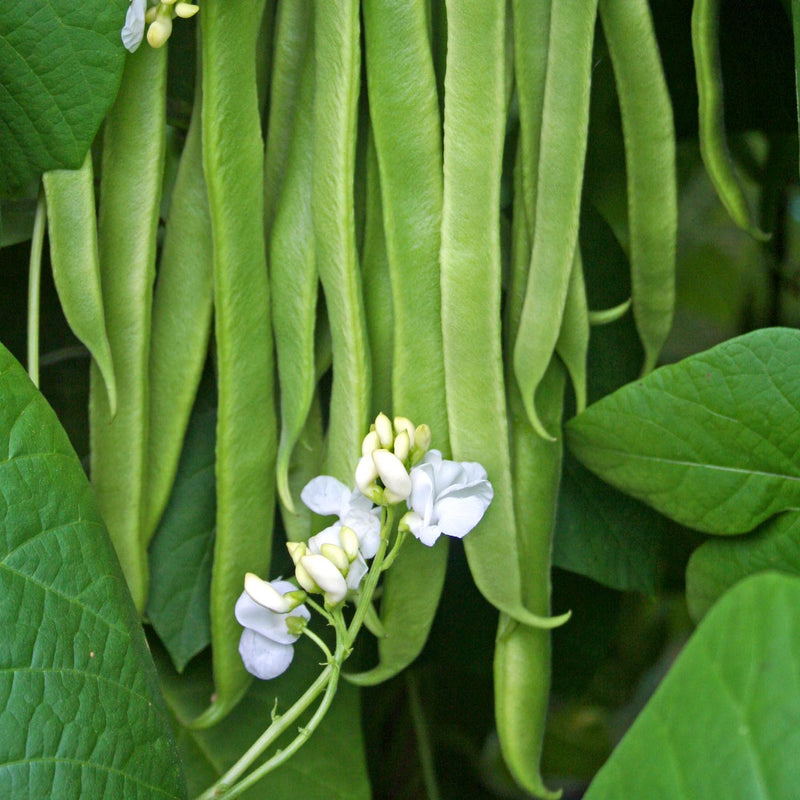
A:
[355,454,379,494]
[393,429,411,462]
[294,560,318,594]
[301,554,348,604]
[361,430,381,457]
[175,2,199,18]
[286,540,308,565]
[146,6,173,48]
[411,424,431,462]
[375,412,394,448]
[393,416,416,445]
[339,525,360,562]
[320,543,350,574]
[244,572,292,613]
[372,449,412,501]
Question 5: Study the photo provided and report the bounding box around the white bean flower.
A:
[307,524,369,593]
[235,577,310,680]
[301,476,381,558]
[402,450,494,546]
[121,0,147,52]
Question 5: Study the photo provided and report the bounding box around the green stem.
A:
[27,189,46,388]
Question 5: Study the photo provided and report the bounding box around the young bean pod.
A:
[43,153,117,414]
[441,0,567,630]
[91,45,167,614]
[312,0,371,484]
[144,56,213,542]
[512,0,598,439]
[554,247,589,414]
[191,0,277,728]
[601,0,678,374]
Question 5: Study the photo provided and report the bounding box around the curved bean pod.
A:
[191,0,277,729]
[441,0,567,630]
[554,247,589,414]
[43,153,117,414]
[601,0,678,374]
[312,0,371,483]
[692,0,769,242]
[512,0,598,439]
[91,45,167,614]
[144,59,213,542]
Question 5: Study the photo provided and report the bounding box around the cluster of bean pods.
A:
[35,0,691,793]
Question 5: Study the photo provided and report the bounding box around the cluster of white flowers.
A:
[121,0,199,53]
[236,414,493,680]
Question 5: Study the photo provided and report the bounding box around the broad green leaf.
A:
[147,378,216,673]
[0,344,186,798]
[584,572,800,799]
[686,510,800,621]
[155,636,371,799]
[566,328,800,535]
[0,0,129,196]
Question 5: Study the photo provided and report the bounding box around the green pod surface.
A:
[272,34,318,513]
[348,0,450,685]
[440,0,566,630]
[554,247,589,414]
[144,62,214,543]
[601,0,677,374]
[496,361,566,800]
[192,0,277,729]
[312,0,370,483]
[91,45,167,614]
[43,153,117,415]
[263,0,312,234]
[692,0,769,242]
[512,0,598,440]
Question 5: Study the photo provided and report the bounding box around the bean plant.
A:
[2,0,800,797]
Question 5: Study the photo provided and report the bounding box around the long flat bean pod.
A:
[91,45,166,614]
[692,0,769,242]
[144,58,214,542]
[496,361,566,800]
[272,33,318,513]
[43,154,116,415]
[192,0,277,729]
[441,0,566,630]
[512,0,598,440]
[263,0,311,235]
[554,247,589,413]
[601,0,677,374]
[312,0,370,483]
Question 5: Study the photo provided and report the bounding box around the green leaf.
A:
[584,572,800,799]
[0,344,186,798]
[155,637,371,800]
[0,0,128,196]
[566,328,800,535]
[147,375,216,673]
[686,510,800,621]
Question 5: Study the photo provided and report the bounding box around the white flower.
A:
[301,476,381,558]
[403,450,493,546]
[307,525,369,592]
[121,0,147,52]
[298,554,348,605]
[235,578,310,680]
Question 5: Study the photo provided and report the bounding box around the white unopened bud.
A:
[294,560,318,594]
[393,430,411,462]
[411,424,431,462]
[244,573,292,613]
[286,540,308,565]
[361,430,381,457]
[174,2,199,18]
[355,454,379,494]
[147,11,172,48]
[393,417,416,445]
[372,449,412,501]
[301,554,348,604]
[375,412,394,447]
[339,525,360,562]
[320,543,350,574]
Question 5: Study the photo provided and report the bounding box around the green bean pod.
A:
[43,152,117,415]
[91,45,167,614]
[496,361,566,800]
[312,0,370,483]
[601,0,677,374]
[512,0,598,440]
[144,61,214,543]
[554,247,589,414]
[441,0,567,630]
[692,0,769,243]
[191,0,277,729]
[361,132,393,419]
[271,34,317,513]
[263,0,312,234]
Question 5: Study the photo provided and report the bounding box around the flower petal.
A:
[408,463,436,525]
[121,0,147,52]
[301,554,348,603]
[434,490,492,538]
[301,475,351,517]
[342,509,381,558]
[234,589,309,645]
[239,629,295,680]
